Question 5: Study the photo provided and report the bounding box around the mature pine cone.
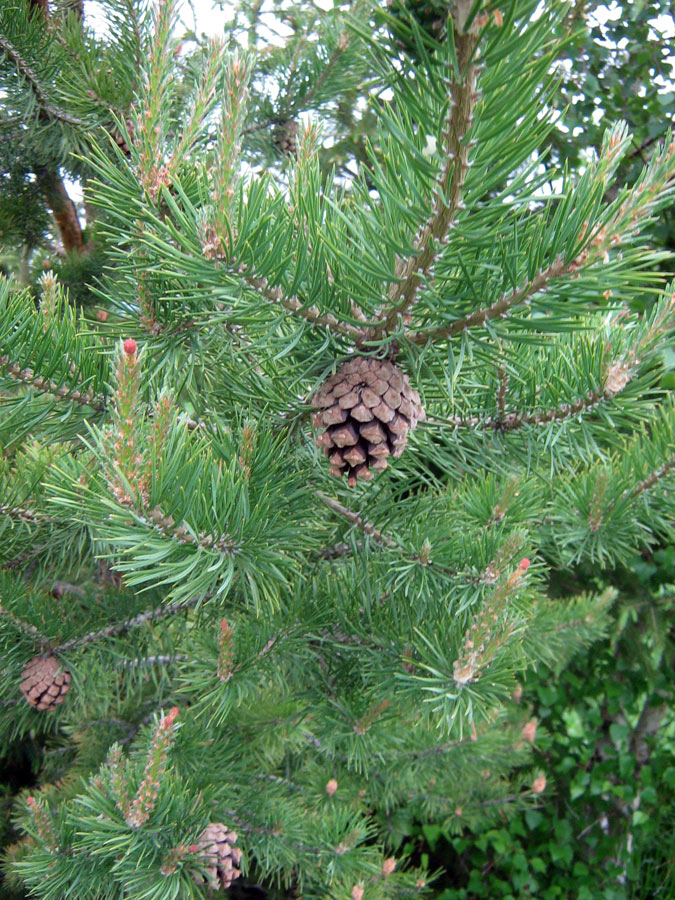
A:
[193,822,242,890]
[273,119,299,158]
[19,655,71,711]
[312,357,425,485]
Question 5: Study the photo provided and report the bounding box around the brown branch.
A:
[242,272,365,339]
[38,168,88,253]
[366,25,479,342]
[53,594,205,652]
[407,256,569,345]
[0,354,105,410]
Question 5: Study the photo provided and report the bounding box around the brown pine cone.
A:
[19,655,71,711]
[273,119,299,158]
[312,357,425,485]
[193,822,242,890]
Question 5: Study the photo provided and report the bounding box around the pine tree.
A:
[1,1,674,897]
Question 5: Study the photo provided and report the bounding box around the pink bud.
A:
[97,309,108,322]
[123,338,137,356]
[26,796,36,807]
[521,720,537,743]
[519,557,531,570]
[186,844,199,854]
[325,779,338,796]
[512,683,523,703]
[532,775,546,794]
[351,887,364,900]
[382,858,396,876]
[163,706,179,727]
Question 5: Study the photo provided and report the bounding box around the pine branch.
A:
[300,25,351,110]
[242,272,365,339]
[318,540,364,559]
[53,595,205,652]
[142,505,240,556]
[626,452,675,501]
[0,603,51,645]
[407,255,568,345]
[367,21,479,341]
[0,35,86,128]
[0,354,105,410]
[0,503,50,524]
[314,490,398,549]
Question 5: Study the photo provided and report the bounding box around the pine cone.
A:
[312,357,425,485]
[19,655,71,711]
[273,119,299,158]
[193,822,242,890]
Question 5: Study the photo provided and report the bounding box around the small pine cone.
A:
[192,822,242,890]
[19,655,71,711]
[273,119,299,158]
[312,357,425,485]
[112,118,134,157]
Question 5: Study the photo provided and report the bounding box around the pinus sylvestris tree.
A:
[1,0,675,897]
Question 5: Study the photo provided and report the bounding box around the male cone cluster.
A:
[20,655,71,711]
[312,357,425,485]
[192,823,242,890]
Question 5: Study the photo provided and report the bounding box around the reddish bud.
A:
[532,775,546,794]
[187,843,199,854]
[382,858,396,876]
[163,706,179,728]
[351,886,364,900]
[519,558,531,570]
[325,779,338,796]
[26,796,36,807]
[97,309,108,322]
[521,720,537,743]
[123,338,137,356]
[512,683,523,703]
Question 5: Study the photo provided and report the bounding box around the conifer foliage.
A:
[1,0,674,897]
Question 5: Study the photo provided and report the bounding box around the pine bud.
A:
[512,683,523,703]
[532,775,546,794]
[325,779,338,796]
[382,858,396,876]
[351,886,364,900]
[97,309,108,322]
[521,720,537,743]
[123,338,137,356]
